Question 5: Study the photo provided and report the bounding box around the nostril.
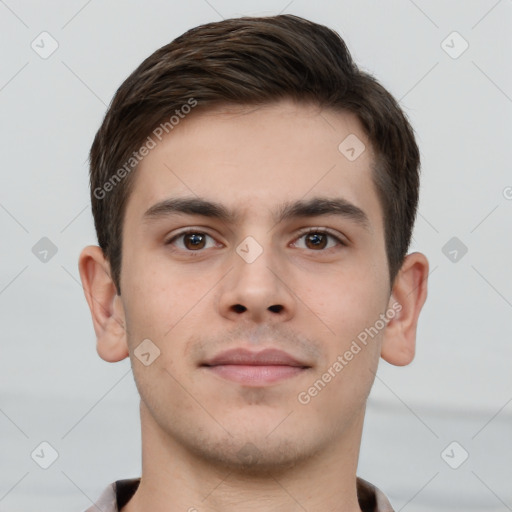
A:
[268,304,283,313]
[232,304,246,313]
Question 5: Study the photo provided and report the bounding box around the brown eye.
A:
[167,231,217,251]
[292,230,344,251]
[305,232,328,250]
[183,233,206,250]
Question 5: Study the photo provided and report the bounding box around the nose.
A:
[216,237,296,324]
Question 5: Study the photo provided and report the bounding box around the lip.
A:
[201,348,311,386]
[202,348,309,367]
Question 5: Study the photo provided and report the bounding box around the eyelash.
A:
[165,228,219,251]
[293,228,346,250]
[165,227,346,252]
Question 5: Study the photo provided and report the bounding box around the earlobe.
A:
[78,245,129,363]
[381,252,429,366]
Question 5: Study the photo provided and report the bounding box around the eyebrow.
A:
[142,196,370,231]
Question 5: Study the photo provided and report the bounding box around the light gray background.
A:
[1,1,511,511]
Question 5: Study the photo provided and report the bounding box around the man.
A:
[79,13,428,512]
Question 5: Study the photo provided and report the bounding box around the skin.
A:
[79,98,429,512]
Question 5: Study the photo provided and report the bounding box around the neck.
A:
[123,402,365,512]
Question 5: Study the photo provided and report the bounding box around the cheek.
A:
[321,268,387,391]
[302,268,386,395]
[121,254,209,340]
[301,284,383,414]
[306,264,388,337]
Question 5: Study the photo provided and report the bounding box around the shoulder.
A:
[357,477,395,512]
[83,478,140,512]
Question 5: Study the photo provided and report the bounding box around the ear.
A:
[78,245,129,362]
[381,252,429,366]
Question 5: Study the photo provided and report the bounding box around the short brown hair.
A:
[89,14,420,294]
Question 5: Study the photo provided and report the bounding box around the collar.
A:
[85,476,394,512]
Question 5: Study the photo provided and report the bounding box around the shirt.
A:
[84,476,395,511]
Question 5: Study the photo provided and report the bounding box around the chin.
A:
[189,434,315,476]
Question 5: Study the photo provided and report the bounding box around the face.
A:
[117,99,392,472]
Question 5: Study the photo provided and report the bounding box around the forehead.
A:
[123,99,382,231]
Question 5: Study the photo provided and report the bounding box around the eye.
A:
[166,230,219,251]
[292,229,345,251]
